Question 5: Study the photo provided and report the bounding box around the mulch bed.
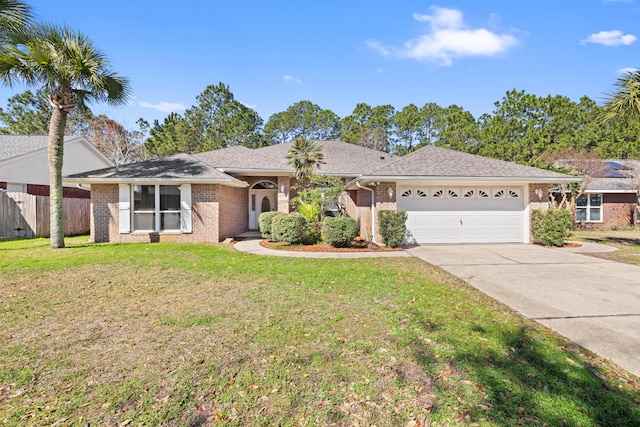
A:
[260,238,403,252]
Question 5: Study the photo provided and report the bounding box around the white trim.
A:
[523,185,530,244]
[118,184,131,233]
[576,193,603,223]
[180,184,192,233]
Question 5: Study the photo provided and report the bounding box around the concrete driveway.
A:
[407,244,640,377]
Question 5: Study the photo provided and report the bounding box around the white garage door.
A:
[397,187,524,244]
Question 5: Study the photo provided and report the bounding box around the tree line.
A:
[4,82,639,169]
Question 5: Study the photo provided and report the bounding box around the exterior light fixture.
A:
[535,187,543,200]
[280,184,285,193]
[387,187,393,199]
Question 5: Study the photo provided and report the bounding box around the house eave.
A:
[346,175,580,189]
[62,177,249,188]
[218,168,292,176]
[583,189,638,194]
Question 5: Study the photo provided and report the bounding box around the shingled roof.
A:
[192,145,290,172]
[356,145,576,182]
[256,140,395,176]
[0,135,50,161]
[65,153,246,186]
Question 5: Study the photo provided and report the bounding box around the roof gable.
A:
[0,134,112,166]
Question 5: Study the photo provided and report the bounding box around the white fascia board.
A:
[62,177,249,187]
[583,189,638,194]
[346,175,580,189]
[218,168,292,176]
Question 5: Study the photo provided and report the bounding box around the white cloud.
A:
[239,100,258,109]
[582,30,637,46]
[367,6,519,66]
[284,75,302,84]
[618,67,639,74]
[138,101,186,113]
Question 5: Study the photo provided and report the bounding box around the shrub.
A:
[321,216,358,248]
[531,208,572,246]
[258,211,285,240]
[271,213,309,244]
[378,210,407,248]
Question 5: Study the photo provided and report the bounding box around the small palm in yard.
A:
[285,136,325,185]
[0,23,130,248]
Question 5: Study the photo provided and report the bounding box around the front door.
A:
[249,189,277,230]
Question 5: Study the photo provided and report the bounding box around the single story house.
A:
[64,140,577,245]
[576,160,639,227]
[0,134,113,198]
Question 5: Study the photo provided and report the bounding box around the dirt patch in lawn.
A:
[260,239,403,252]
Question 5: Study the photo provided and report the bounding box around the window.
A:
[133,185,181,231]
[416,189,427,198]
[576,194,602,222]
[400,189,412,198]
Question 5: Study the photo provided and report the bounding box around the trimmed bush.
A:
[258,211,285,240]
[378,210,408,248]
[531,208,572,246]
[321,216,358,248]
[271,213,309,244]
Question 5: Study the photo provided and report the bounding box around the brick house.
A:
[0,134,113,198]
[64,140,577,245]
[574,161,639,228]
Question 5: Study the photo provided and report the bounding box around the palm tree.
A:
[285,136,325,185]
[0,0,31,43]
[0,24,131,248]
[601,69,640,123]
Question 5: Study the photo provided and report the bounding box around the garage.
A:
[397,186,525,244]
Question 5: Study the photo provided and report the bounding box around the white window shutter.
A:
[118,184,131,233]
[180,184,192,233]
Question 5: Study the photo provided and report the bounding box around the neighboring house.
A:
[575,160,639,227]
[0,134,113,198]
[64,140,576,245]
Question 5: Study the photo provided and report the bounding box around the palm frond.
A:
[601,69,640,124]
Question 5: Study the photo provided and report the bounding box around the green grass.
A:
[571,228,640,265]
[0,236,638,426]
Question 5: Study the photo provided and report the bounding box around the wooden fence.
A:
[0,191,90,238]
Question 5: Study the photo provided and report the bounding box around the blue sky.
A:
[1,0,639,129]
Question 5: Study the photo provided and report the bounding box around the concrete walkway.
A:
[406,244,640,377]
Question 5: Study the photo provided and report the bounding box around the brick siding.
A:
[218,185,248,240]
[601,193,637,227]
[90,183,225,243]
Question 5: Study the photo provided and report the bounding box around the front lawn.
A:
[1,237,638,426]
[571,228,640,265]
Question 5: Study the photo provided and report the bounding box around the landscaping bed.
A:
[259,237,403,252]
